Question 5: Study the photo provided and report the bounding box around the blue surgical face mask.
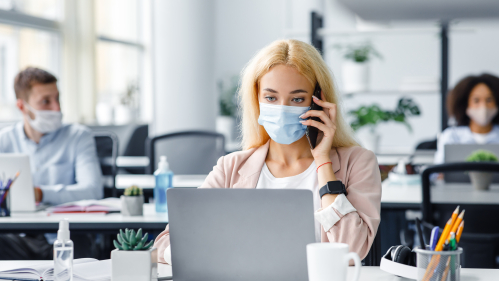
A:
[258,103,309,145]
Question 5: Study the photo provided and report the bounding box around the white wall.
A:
[212,0,499,153]
[152,0,216,135]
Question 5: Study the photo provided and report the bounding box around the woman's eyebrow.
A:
[290,89,308,94]
[263,88,278,93]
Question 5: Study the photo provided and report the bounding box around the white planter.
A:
[96,102,113,125]
[111,248,158,281]
[342,61,369,93]
[114,104,133,125]
[359,131,380,153]
[469,172,493,190]
[121,195,144,216]
[216,116,236,143]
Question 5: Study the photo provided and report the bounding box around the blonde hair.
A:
[239,39,358,150]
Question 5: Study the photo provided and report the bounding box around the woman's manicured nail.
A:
[300,120,306,123]
[313,96,320,100]
[299,114,305,118]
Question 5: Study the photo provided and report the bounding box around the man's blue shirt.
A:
[0,122,103,205]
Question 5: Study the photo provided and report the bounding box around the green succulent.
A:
[113,228,153,251]
[124,185,142,196]
[466,150,498,162]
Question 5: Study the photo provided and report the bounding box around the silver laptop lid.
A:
[167,188,315,281]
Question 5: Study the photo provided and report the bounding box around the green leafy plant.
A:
[334,42,382,63]
[113,228,153,251]
[217,76,239,117]
[349,97,421,132]
[124,185,142,196]
[466,150,498,162]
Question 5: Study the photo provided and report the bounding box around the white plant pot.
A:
[216,116,236,143]
[96,102,114,125]
[360,131,380,153]
[342,61,369,93]
[121,195,144,216]
[468,172,493,191]
[114,104,133,125]
[111,248,158,281]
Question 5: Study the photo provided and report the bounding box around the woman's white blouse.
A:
[434,125,499,164]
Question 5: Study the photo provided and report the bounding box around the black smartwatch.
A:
[319,181,347,198]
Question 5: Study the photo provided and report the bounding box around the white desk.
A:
[1,262,497,281]
[0,204,168,234]
[115,174,206,189]
[381,180,499,207]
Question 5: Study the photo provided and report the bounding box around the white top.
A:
[256,162,322,242]
[434,125,499,164]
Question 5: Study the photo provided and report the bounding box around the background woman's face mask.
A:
[24,103,63,133]
[466,107,498,127]
[258,103,309,145]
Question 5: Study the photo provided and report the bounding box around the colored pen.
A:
[430,226,439,251]
[449,232,457,280]
[456,221,464,243]
[440,257,451,281]
[449,232,456,251]
[415,218,426,249]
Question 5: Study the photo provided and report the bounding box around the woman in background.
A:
[154,39,381,264]
[435,74,499,164]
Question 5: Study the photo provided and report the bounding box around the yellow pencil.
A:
[435,218,453,251]
[448,210,465,240]
[440,257,451,281]
[456,221,464,243]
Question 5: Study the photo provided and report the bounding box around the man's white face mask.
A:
[466,106,498,127]
[24,103,63,133]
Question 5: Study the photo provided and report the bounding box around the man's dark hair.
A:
[447,73,499,126]
[14,67,57,100]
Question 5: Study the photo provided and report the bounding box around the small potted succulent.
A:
[111,228,157,281]
[334,42,382,93]
[466,150,498,190]
[121,185,144,216]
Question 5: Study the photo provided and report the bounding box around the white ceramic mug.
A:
[307,243,361,281]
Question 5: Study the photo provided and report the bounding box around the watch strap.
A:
[319,181,347,198]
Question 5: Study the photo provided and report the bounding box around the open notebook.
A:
[0,258,111,281]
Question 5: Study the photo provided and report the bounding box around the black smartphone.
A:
[306,83,323,149]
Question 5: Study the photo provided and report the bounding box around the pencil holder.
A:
[0,188,10,217]
[415,248,462,281]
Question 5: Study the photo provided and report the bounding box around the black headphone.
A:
[383,245,416,266]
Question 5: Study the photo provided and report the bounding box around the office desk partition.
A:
[0,204,168,234]
[115,174,206,189]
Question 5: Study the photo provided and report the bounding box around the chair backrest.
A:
[93,132,119,197]
[415,138,437,150]
[146,131,225,175]
[123,124,149,174]
[421,162,499,268]
[362,230,381,266]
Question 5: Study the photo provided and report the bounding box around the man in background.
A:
[0,67,103,259]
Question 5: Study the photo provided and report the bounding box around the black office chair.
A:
[146,131,225,175]
[415,138,437,150]
[123,124,149,174]
[363,230,382,266]
[94,132,119,198]
[421,162,499,268]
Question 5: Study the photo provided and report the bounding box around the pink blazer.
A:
[154,141,382,263]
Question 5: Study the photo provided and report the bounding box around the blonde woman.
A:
[154,39,381,264]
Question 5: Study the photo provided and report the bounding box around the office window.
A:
[0,1,61,122]
[95,0,146,125]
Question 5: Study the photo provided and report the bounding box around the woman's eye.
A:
[265,96,276,102]
[292,98,304,103]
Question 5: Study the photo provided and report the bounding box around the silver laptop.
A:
[444,144,499,183]
[167,189,315,281]
[0,154,36,212]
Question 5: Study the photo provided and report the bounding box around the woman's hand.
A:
[300,91,337,163]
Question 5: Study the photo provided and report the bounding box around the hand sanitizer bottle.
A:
[54,219,73,281]
[154,156,174,213]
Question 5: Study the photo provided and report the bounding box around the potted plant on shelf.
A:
[111,228,157,281]
[334,42,382,93]
[349,97,420,153]
[121,185,144,216]
[466,150,498,190]
[216,76,239,144]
